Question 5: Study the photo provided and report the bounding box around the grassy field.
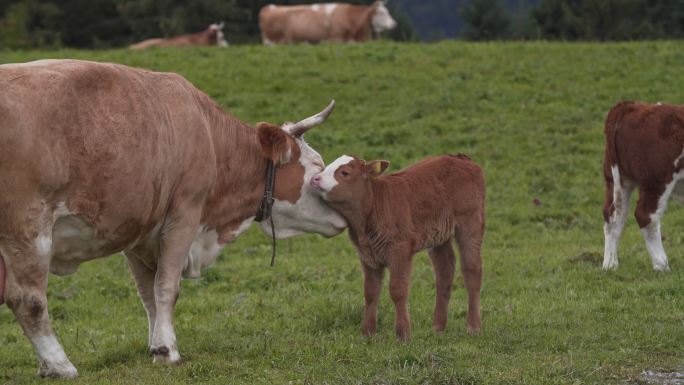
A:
[1,41,684,384]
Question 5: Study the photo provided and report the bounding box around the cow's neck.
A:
[201,105,268,244]
[337,179,390,259]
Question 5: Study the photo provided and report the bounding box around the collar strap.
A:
[255,160,276,222]
[254,160,277,266]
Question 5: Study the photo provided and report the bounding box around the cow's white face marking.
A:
[372,3,397,32]
[32,335,78,378]
[311,4,321,12]
[258,137,347,239]
[324,3,337,15]
[210,23,229,47]
[316,155,354,197]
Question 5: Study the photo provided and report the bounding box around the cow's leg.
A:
[125,250,157,348]
[360,262,384,337]
[1,238,77,378]
[150,203,203,364]
[455,220,484,334]
[387,247,413,341]
[428,240,456,332]
[635,182,675,272]
[603,165,635,270]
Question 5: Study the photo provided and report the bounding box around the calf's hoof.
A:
[395,330,411,342]
[38,360,78,379]
[150,346,181,365]
[432,322,447,333]
[467,324,482,335]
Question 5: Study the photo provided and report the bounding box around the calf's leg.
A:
[602,165,635,270]
[635,183,674,272]
[388,248,413,341]
[428,241,456,332]
[455,220,483,334]
[361,263,384,337]
[1,238,77,378]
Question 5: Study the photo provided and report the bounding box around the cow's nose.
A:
[310,175,322,188]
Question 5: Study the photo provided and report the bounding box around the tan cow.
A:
[310,154,485,340]
[130,22,228,49]
[259,1,397,45]
[0,59,346,378]
[602,101,684,272]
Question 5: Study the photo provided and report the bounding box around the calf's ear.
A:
[366,160,390,178]
[257,123,292,165]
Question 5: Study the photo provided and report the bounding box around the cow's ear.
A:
[257,122,292,165]
[366,160,390,178]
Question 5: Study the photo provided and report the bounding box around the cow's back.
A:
[605,101,684,183]
[0,60,217,252]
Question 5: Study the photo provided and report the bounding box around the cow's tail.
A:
[602,101,635,222]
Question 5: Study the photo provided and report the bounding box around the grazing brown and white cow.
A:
[259,1,397,45]
[0,59,346,378]
[310,154,485,340]
[130,22,228,49]
[602,101,684,272]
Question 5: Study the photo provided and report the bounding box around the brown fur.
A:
[603,101,684,227]
[259,2,380,44]
[322,155,485,340]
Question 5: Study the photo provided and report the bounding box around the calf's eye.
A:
[341,170,350,177]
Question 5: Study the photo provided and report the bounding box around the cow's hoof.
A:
[150,346,181,365]
[38,360,78,379]
[602,260,619,271]
[653,264,671,273]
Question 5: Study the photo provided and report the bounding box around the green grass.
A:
[1,41,684,384]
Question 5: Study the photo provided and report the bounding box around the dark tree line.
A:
[461,0,684,41]
[0,0,415,48]
[2,0,684,48]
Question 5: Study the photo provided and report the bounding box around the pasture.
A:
[1,41,683,384]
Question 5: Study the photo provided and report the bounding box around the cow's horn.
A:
[287,100,335,137]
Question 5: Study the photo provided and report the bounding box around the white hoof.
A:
[151,346,181,365]
[38,359,78,379]
[602,260,619,271]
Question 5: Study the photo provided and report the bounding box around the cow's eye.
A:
[341,170,350,177]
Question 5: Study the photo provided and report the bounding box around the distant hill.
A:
[392,0,539,41]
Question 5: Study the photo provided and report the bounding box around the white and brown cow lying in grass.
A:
[130,22,228,49]
[602,101,684,271]
[310,154,485,340]
[0,59,345,378]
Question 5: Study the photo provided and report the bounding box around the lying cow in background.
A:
[259,1,397,45]
[130,22,228,49]
[602,101,684,272]
[310,154,485,340]
[0,59,346,378]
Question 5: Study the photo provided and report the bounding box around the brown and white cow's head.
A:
[310,155,390,205]
[371,1,397,33]
[208,22,229,47]
[255,101,347,239]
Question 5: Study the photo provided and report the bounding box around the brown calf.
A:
[603,101,684,271]
[310,154,485,340]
